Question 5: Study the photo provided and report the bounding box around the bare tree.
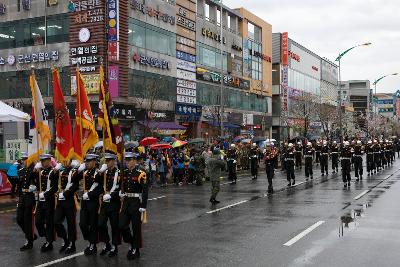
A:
[288,92,320,137]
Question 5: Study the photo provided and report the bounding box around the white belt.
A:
[126,193,141,198]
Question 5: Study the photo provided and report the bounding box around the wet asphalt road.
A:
[1,159,400,267]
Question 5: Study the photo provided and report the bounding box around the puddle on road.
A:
[339,203,370,237]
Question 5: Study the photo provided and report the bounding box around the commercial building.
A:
[0,0,273,147]
[271,33,323,141]
[340,80,370,130]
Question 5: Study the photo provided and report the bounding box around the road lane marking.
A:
[148,196,166,201]
[206,200,248,214]
[354,190,370,200]
[221,179,245,185]
[34,252,84,267]
[283,221,325,247]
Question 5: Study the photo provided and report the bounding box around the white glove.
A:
[83,192,89,200]
[70,160,80,169]
[28,185,37,193]
[78,163,86,173]
[54,163,63,171]
[58,192,65,200]
[233,160,237,164]
[139,208,146,213]
[119,191,126,198]
[34,162,42,170]
[65,183,72,191]
[39,192,45,200]
[103,194,111,202]
[99,164,107,173]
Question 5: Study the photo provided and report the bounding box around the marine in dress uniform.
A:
[77,153,103,256]
[373,140,381,172]
[341,142,352,188]
[315,141,322,165]
[119,152,149,260]
[249,144,259,180]
[285,143,296,186]
[264,144,276,193]
[353,140,364,181]
[320,141,329,176]
[33,154,58,252]
[365,140,375,176]
[226,144,238,184]
[54,160,80,254]
[330,141,339,174]
[304,142,314,181]
[295,142,303,169]
[98,153,121,258]
[16,152,37,251]
[381,141,387,168]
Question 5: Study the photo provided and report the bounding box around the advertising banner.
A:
[108,65,119,98]
[281,32,288,66]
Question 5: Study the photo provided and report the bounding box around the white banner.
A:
[6,139,28,163]
[177,59,196,72]
[177,87,196,97]
[177,79,196,89]
[177,95,197,104]
[177,69,196,81]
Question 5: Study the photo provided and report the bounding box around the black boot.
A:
[20,240,33,251]
[84,244,97,256]
[41,242,53,253]
[59,239,70,253]
[108,246,118,258]
[127,248,140,260]
[292,179,296,186]
[65,243,76,255]
[100,243,111,256]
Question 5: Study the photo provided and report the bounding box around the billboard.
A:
[321,59,338,85]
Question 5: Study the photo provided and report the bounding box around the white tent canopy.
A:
[0,101,30,122]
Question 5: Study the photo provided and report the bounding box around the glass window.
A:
[129,19,175,56]
[227,14,231,29]
[248,22,255,40]
[217,9,221,25]
[46,15,69,44]
[205,3,210,20]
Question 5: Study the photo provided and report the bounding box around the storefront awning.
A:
[138,121,186,135]
[205,121,241,129]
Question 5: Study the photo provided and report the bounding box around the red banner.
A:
[73,69,99,161]
[53,68,74,165]
[281,32,288,66]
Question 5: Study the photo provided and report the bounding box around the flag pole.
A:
[31,66,41,158]
[76,65,84,161]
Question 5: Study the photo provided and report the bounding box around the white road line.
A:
[354,190,370,200]
[283,221,325,247]
[34,252,84,267]
[206,200,248,214]
[148,196,166,201]
[220,179,244,185]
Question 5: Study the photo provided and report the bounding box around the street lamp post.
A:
[335,42,371,141]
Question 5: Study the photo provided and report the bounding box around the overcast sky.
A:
[225,0,400,93]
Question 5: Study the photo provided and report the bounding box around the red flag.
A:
[53,68,74,165]
[98,65,124,159]
[73,69,99,161]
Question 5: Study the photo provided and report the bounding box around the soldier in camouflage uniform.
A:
[207,149,226,205]
[193,149,206,186]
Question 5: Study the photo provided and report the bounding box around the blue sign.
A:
[175,103,202,117]
[176,51,196,63]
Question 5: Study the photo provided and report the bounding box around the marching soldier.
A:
[54,160,80,254]
[341,141,352,188]
[98,153,121,257]
[285,143,296,186]
[380,140,387,169]
[315,140,322,165]
[119,152,149,260]
[264,143,276,193]
[386,140,394,166]
[373,139,381,172]
[366,140,375,176]
[77,154,103,256]
[320,141,329,176]
[16,152,37,251]
[227,144,238,184]
[353,140,364,181]
[207,149,226,204]
[331,141,339,174]
[295,141,303,170]
[34,154,58,252]
[249,143,259,180]
[304,142,314,181]
[280,142,288,171]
